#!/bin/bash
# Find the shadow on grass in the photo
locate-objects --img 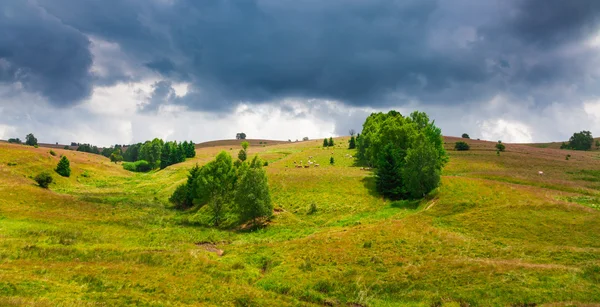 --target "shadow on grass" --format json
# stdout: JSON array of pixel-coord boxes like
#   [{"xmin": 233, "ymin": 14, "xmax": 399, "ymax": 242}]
[
  {"xmin": 360, "ymin": 175, "xmax": 381, "ymax": 198},
  {"xmin": 390, "ymin": 199, "xmax": 421, "ymax": 210}
]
